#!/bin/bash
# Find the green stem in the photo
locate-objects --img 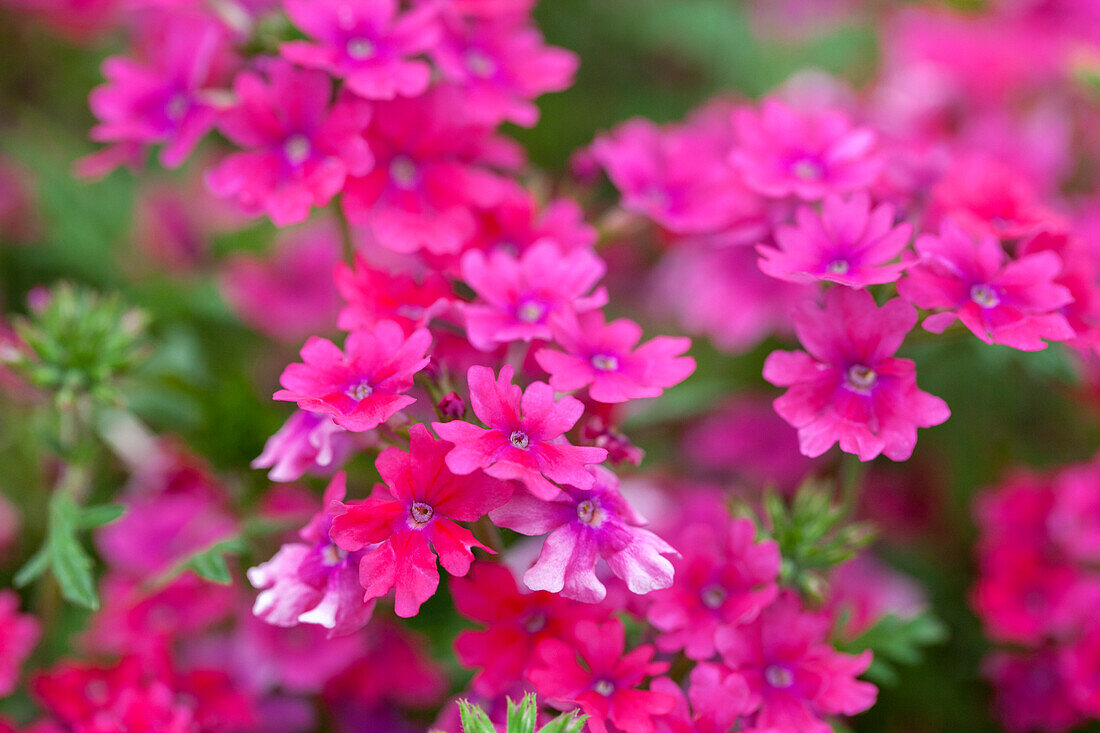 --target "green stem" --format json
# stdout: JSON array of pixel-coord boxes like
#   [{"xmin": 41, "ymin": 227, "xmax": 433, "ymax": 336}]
[
  {"xmin": 837, "ymin": 452, "xmax": 866, "ymax": 520},
  {"xmin": 335, "ymin": 202, "xmax": 356, "ymax": 265}
]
